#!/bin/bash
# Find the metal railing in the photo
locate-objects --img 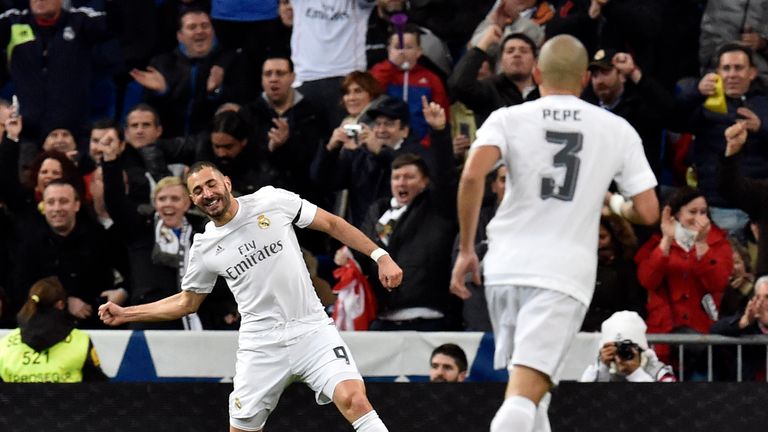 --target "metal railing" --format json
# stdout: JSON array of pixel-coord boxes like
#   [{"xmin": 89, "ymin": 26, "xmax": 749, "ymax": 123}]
[{"xmin": 647, "ymin": 334, "xmax": 768, "ymax": 382}]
